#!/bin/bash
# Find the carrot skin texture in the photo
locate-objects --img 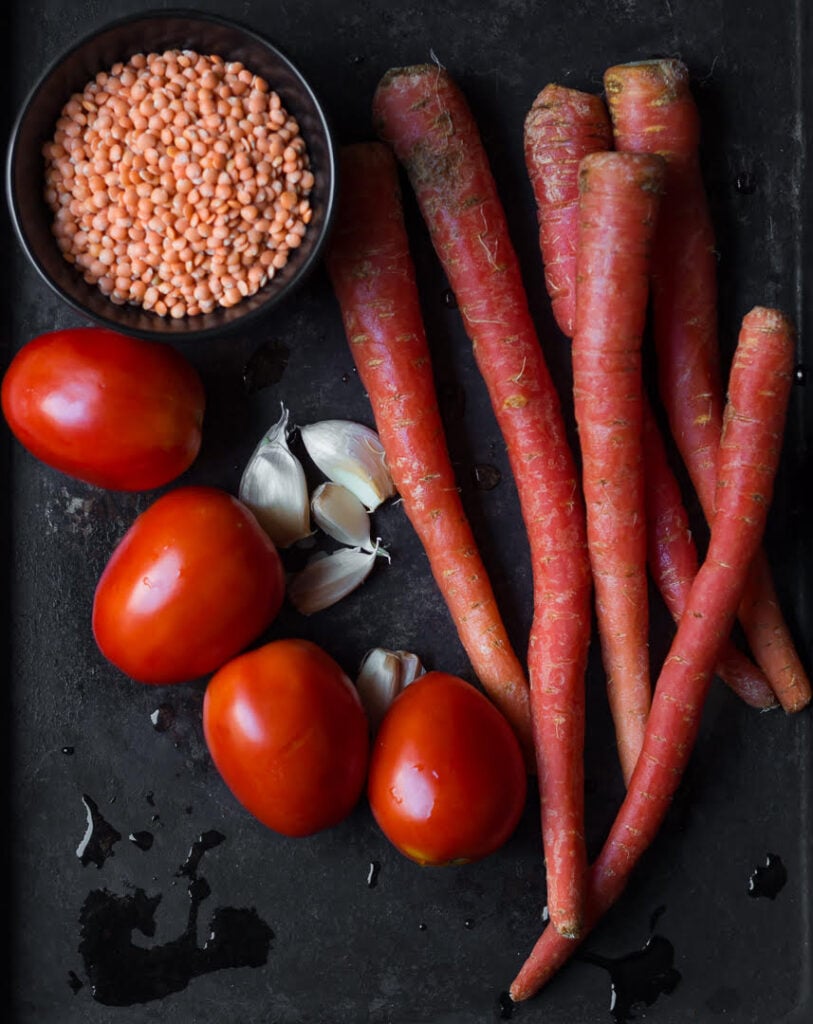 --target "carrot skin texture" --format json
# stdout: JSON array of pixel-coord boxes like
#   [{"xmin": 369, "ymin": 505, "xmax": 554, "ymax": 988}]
[
  {"xmin": 523, "ymin": 85, "xmax": 613, "ymax": 337},
  {"xmin": 522, "ymin": 82, "xmax": 771, "ymax": 713},
  {"xmin": 374, "ymin": 65, "xmax": 592, "ymax": 939},
  {"xmin": 573, "ymin": 151, "xmax": 665, "ymax": 784},
  {"xmin": 642, "ymin": 399, "xmax": 777, "ymax": 709},
  {"xmin": 605, "ymin": 58, "xmax": 811, "ymax": 712},
  {"xmin": 510, "ymin": 306, "xmax": 796, "ymax": 1001},
  {"xmin": 324, "ymin": 143, "xmax": 533, "ymax": 762}
]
